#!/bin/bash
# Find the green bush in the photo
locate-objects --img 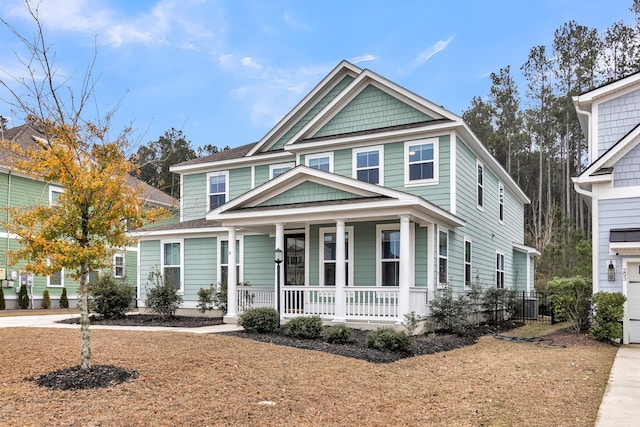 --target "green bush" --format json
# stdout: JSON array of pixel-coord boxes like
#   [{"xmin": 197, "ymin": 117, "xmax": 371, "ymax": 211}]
[
  {"xmin": 41, "ymin": 289, "xmax": 51, "ymax": 309},
  {"xmin": 590, "ymin": 292, "xmax": 626, "ymax": 342},
  {"xmin": 482, "ymin": 288, "xmax": 516, "ymax": 324},
  {"xmin": 366, "ymin": 327, "xmax": 412, "ymax": 353},
  {"xmin": 323, "ymin": 324, "xmax": 355, "ymax": 344},
  {"xmin": 197, "ymin": 287, "xmax": 214, "ymax": 313},
  {"xmin": 59, "ymin": 287, "xmax": 69, "ymax": 308},
  {"xmin": 144, "ymin": 270, "xmax": 183, "ymax": 318},
  {"xmin": 88, "ymin": 274, "xmax": 135, "ymax": 319},
  {"xmin": 548, "ymin": 276, "xmax": 592, "ymax": 332},
  {"xmin": 285, "ymin": 316, "xmax": 323, "ymax": 339},
  {"xmin": 238, "ymin": 307, "xmax": 279, "ymax": 333},
  {"xmin": 428, "ymin": 287, "xmax": 470, "ymax": 334},
  {"xmin": 0, "ymin": 287, "xmax": 5, "ymax": 310},
  {"xmin": 17, "ymin": 284, "xmax": 29, "ymax": 309}
]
